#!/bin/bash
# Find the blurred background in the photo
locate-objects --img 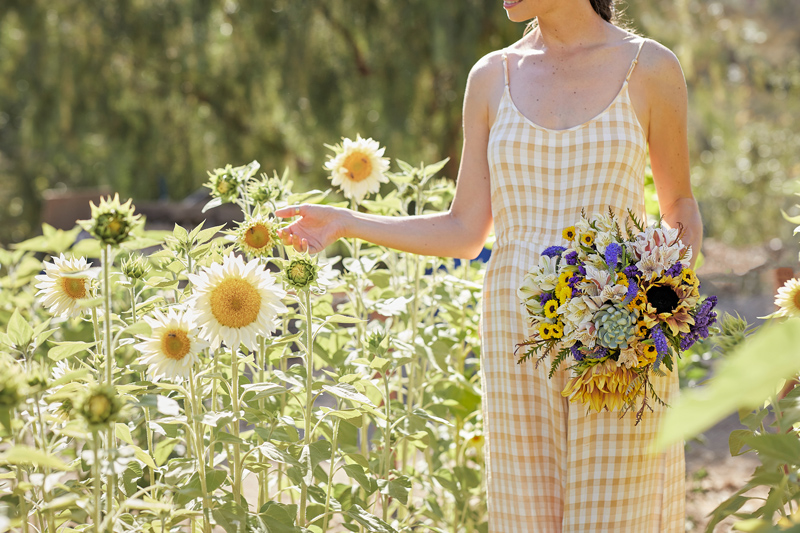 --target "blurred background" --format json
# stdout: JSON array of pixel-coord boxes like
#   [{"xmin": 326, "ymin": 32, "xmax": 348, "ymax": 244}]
[{"xmin": 1, "ymin": 0, "xmax": 799, "ymax": 261}]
